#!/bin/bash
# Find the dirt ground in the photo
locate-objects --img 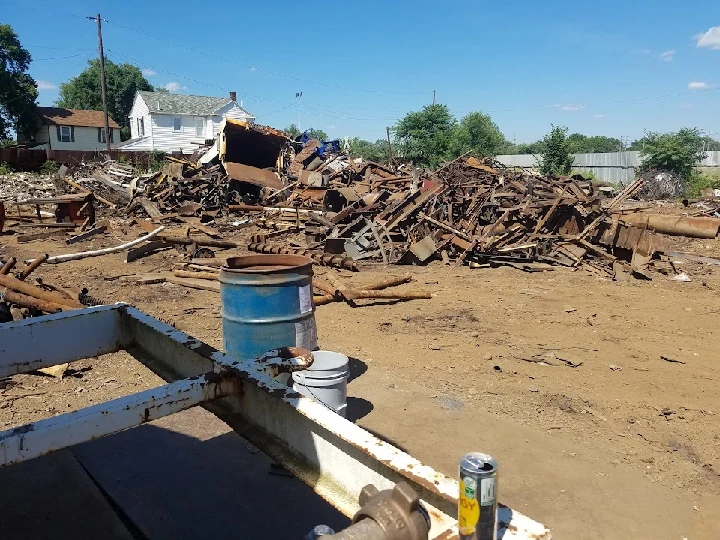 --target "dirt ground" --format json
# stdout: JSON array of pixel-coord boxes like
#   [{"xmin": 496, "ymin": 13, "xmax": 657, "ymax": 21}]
[{"xmin": 1, "ymin": 220, "xmax": 719, "ymax": 539}]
